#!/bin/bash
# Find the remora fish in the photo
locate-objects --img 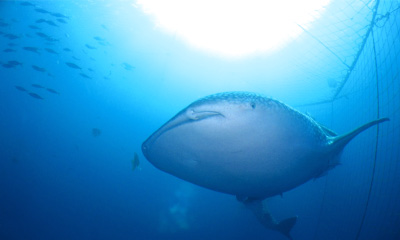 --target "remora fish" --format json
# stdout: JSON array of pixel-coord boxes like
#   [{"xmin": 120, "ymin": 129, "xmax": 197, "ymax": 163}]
[{"xmin": 142, "ymin": 91, "xmax": 389, "ymax": 239}]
